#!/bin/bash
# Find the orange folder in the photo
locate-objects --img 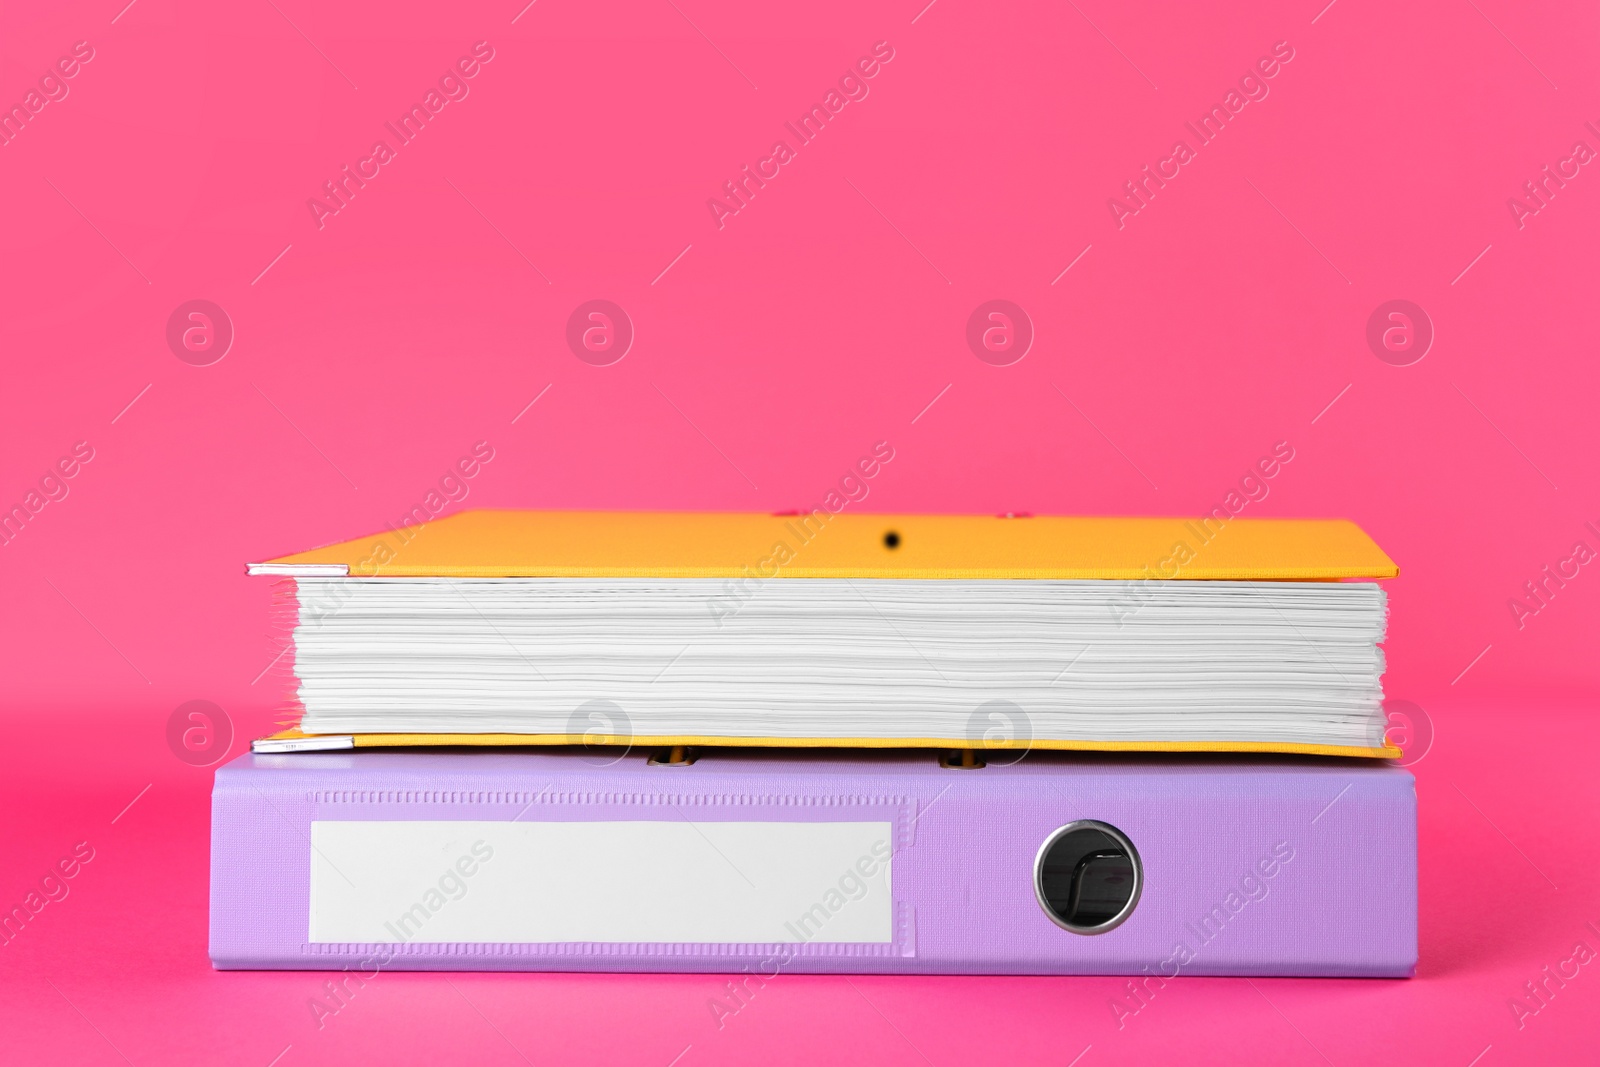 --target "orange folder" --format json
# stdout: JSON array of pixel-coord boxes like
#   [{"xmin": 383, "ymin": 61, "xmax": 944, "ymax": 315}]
[{"xmin": 250, "ymin": 510, "xmax": 1400, "ymax": 757}]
